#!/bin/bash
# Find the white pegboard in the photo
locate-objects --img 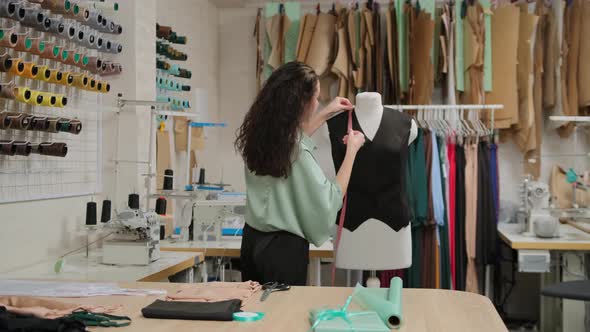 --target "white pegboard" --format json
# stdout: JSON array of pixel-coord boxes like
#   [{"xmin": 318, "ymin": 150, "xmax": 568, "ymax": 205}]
[{"xmin": 0, "ymin": 9, "xmax": 120, "ymax": 203}]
